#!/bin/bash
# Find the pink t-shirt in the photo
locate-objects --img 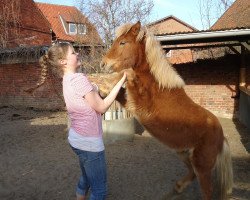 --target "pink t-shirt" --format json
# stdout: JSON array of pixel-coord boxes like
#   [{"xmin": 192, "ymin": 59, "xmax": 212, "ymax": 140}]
[{"xmin": 63, "ymin": 73, "xmax": 103, "ymax": 137}]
